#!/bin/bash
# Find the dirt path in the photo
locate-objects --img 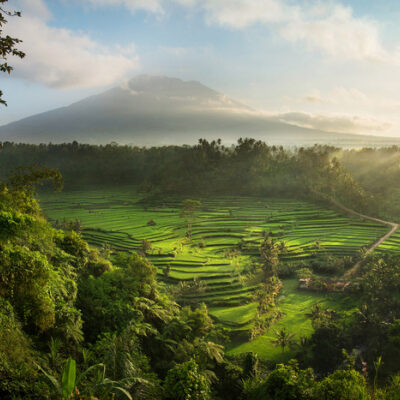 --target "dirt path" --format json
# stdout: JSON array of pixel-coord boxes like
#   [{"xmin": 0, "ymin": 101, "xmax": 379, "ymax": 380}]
[{"xmin": 330, "ymin": 199, "xmax": 399, "ymax": 278}]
